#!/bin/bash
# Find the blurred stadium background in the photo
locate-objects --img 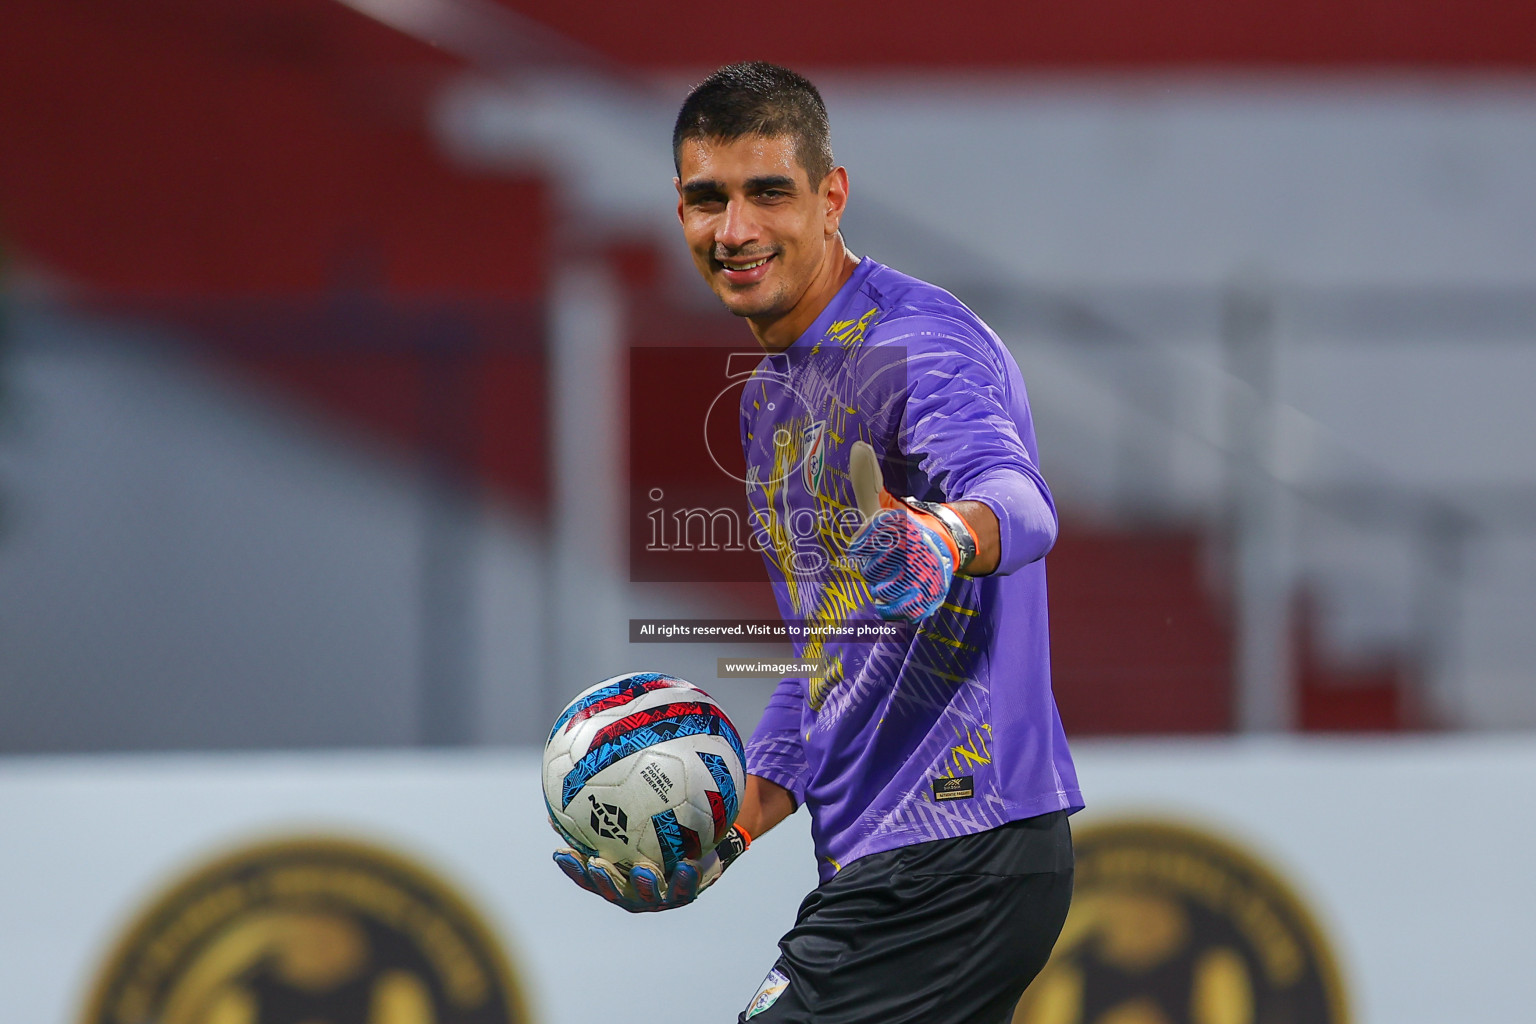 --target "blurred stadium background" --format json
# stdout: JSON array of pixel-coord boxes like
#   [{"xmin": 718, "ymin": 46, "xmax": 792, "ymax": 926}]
[{"xmin": 2, "ymin": 2, "xmax": 1534, "ymax": 1023}]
